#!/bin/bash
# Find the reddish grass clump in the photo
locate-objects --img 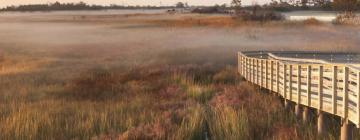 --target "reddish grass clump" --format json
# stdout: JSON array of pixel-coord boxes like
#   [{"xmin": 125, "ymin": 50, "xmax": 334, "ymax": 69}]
[
  {"xmin": 67, "ymin": 67, "xmax": 172, "ymax": 101},
  {"xmin": 210, "ymin": 83, "xmax": 294, "ymax": 139},
  {"xmin": 271, "ymin": 124, "xmax": 298, "ymax": 140},
  {"xmin": 118, "ymin": 121, "xmax": 168, "ymax": 140},
  {"xmin": 303, "ymin": 18, "xmax": 322, "ymax": 25},
  {"xmin": 149, "ymin": 16, "xmax": 239, "ymax": 28},
  {"xmin": 68, "ymin": 69, "xmax": 121, "ymax": 100},
  {"xmin": 212, "ymin": 67, "xmax": 239, "ymax": 84}
]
